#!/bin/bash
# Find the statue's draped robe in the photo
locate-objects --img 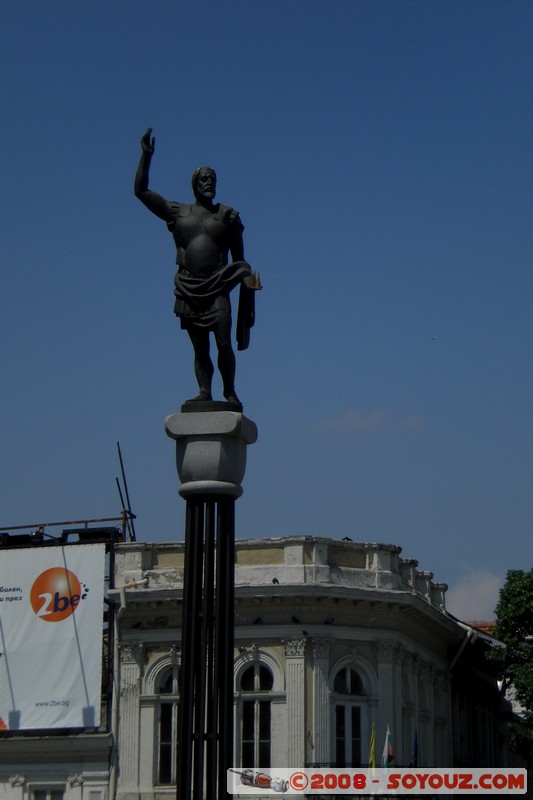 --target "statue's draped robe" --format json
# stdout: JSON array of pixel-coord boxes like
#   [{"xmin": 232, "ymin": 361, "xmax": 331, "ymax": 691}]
[{"xmin": 167, "ymin": 202, "xmax": 255, "ymax": 350}]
